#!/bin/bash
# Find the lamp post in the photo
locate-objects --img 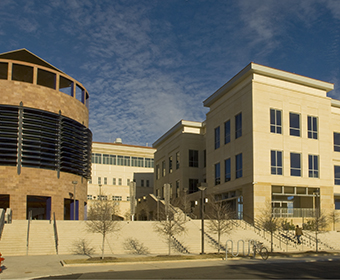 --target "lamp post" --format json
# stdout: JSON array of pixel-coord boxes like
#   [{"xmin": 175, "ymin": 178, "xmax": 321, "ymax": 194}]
[
  {"xmin": 198, "ymin": 183, "xmax": 207, "ymax": 254},
  {"xmin": 98, "ymin": 184, "xmax": 102, "ymax": 201},
  {"xmin": 72, "ymin": 180, "xmax": 77, "ymax": 220},
  {"xmin": 156, "ymin": 196, "xmax": 160, "ymax": 221},
  {"xmin": 164, "ymin": 183, "xmax": 170, "ymax": 221},
  {"xmin": 129, "ymin": 181, "xmax": 136, "ymax": 221}
]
